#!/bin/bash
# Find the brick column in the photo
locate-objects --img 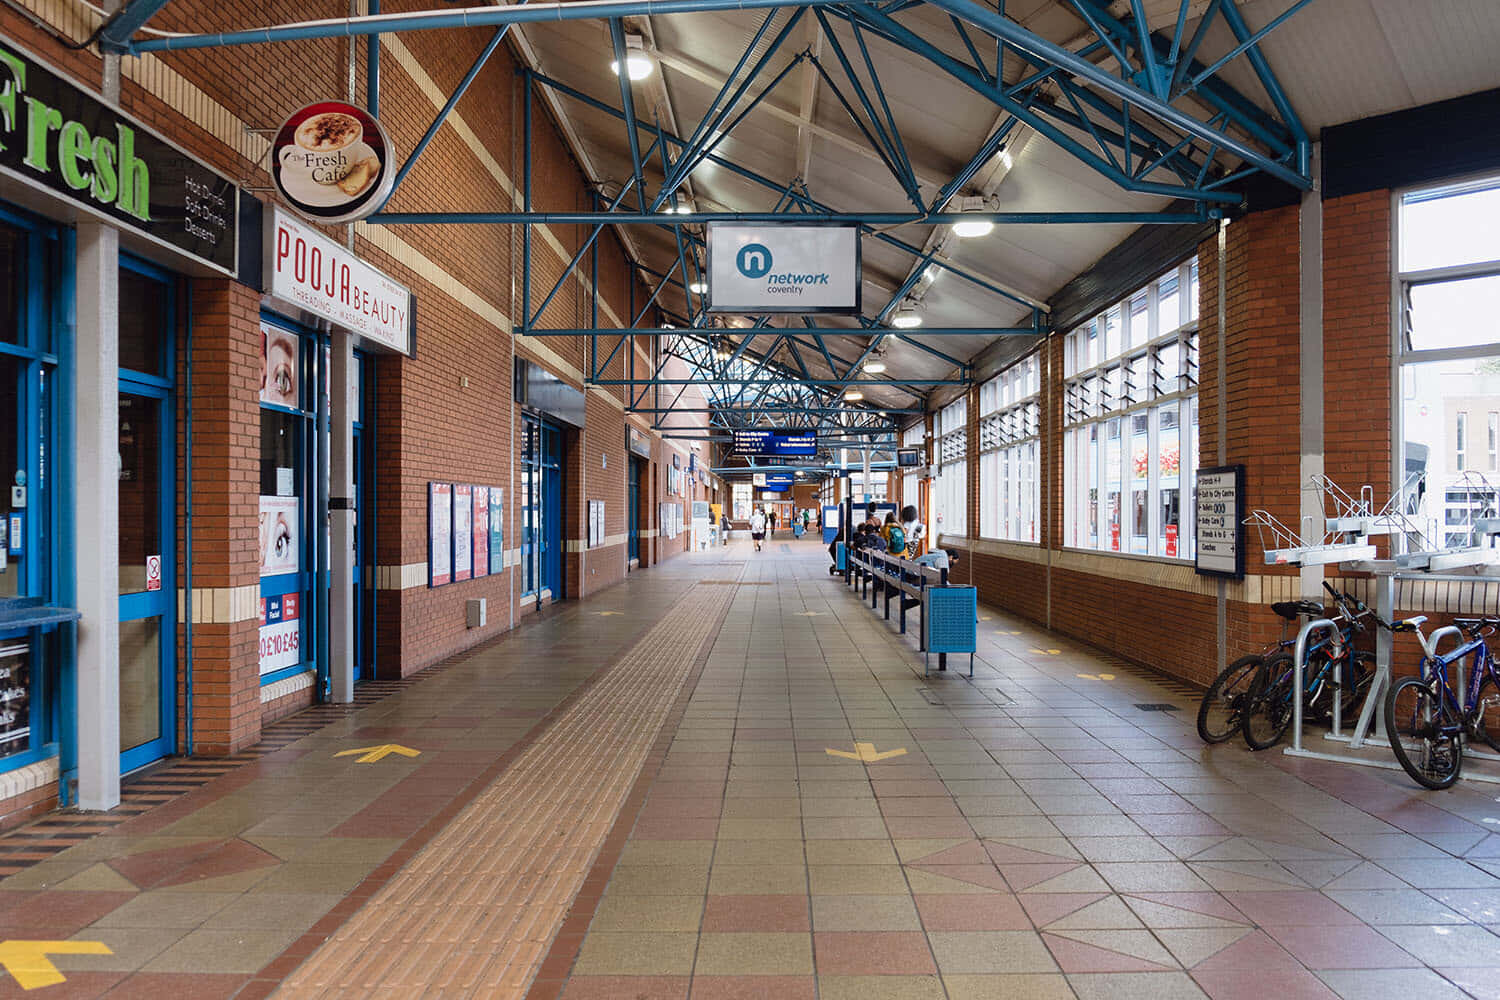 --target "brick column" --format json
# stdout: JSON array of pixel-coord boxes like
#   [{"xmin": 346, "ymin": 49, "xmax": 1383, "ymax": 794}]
[
  {"xmin": 1324, "ymin": 191, "xmax": 1393, "ymax": 497},
  {"xmin": 180, "ymin": 278, "xmax": 262, "ymax": 755}
]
